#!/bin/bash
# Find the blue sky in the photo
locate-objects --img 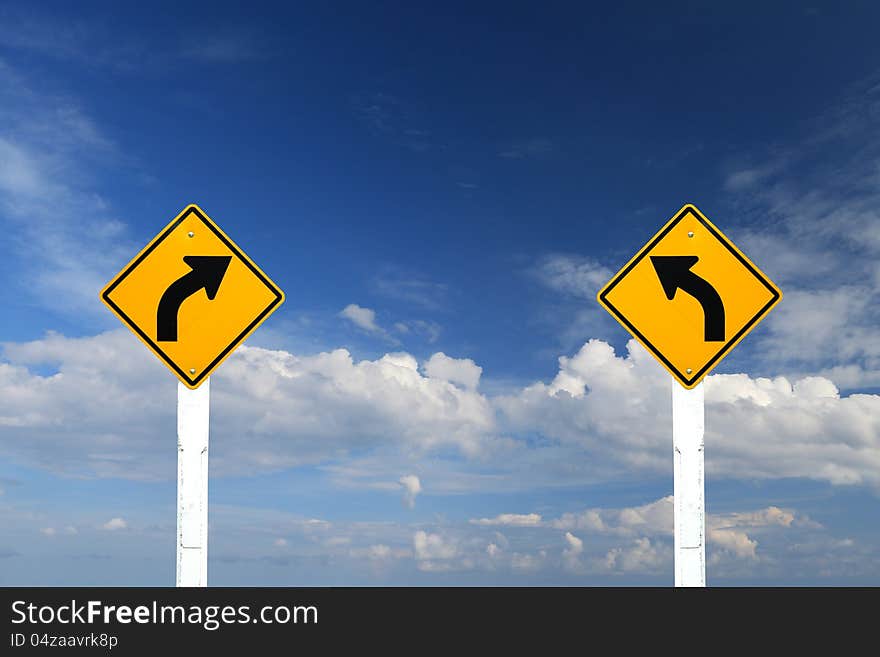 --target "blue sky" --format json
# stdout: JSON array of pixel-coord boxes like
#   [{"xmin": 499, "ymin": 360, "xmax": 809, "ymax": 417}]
[{"xmin": 1, "ymin": 2, "xmax": 880, "ymax": 585}]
